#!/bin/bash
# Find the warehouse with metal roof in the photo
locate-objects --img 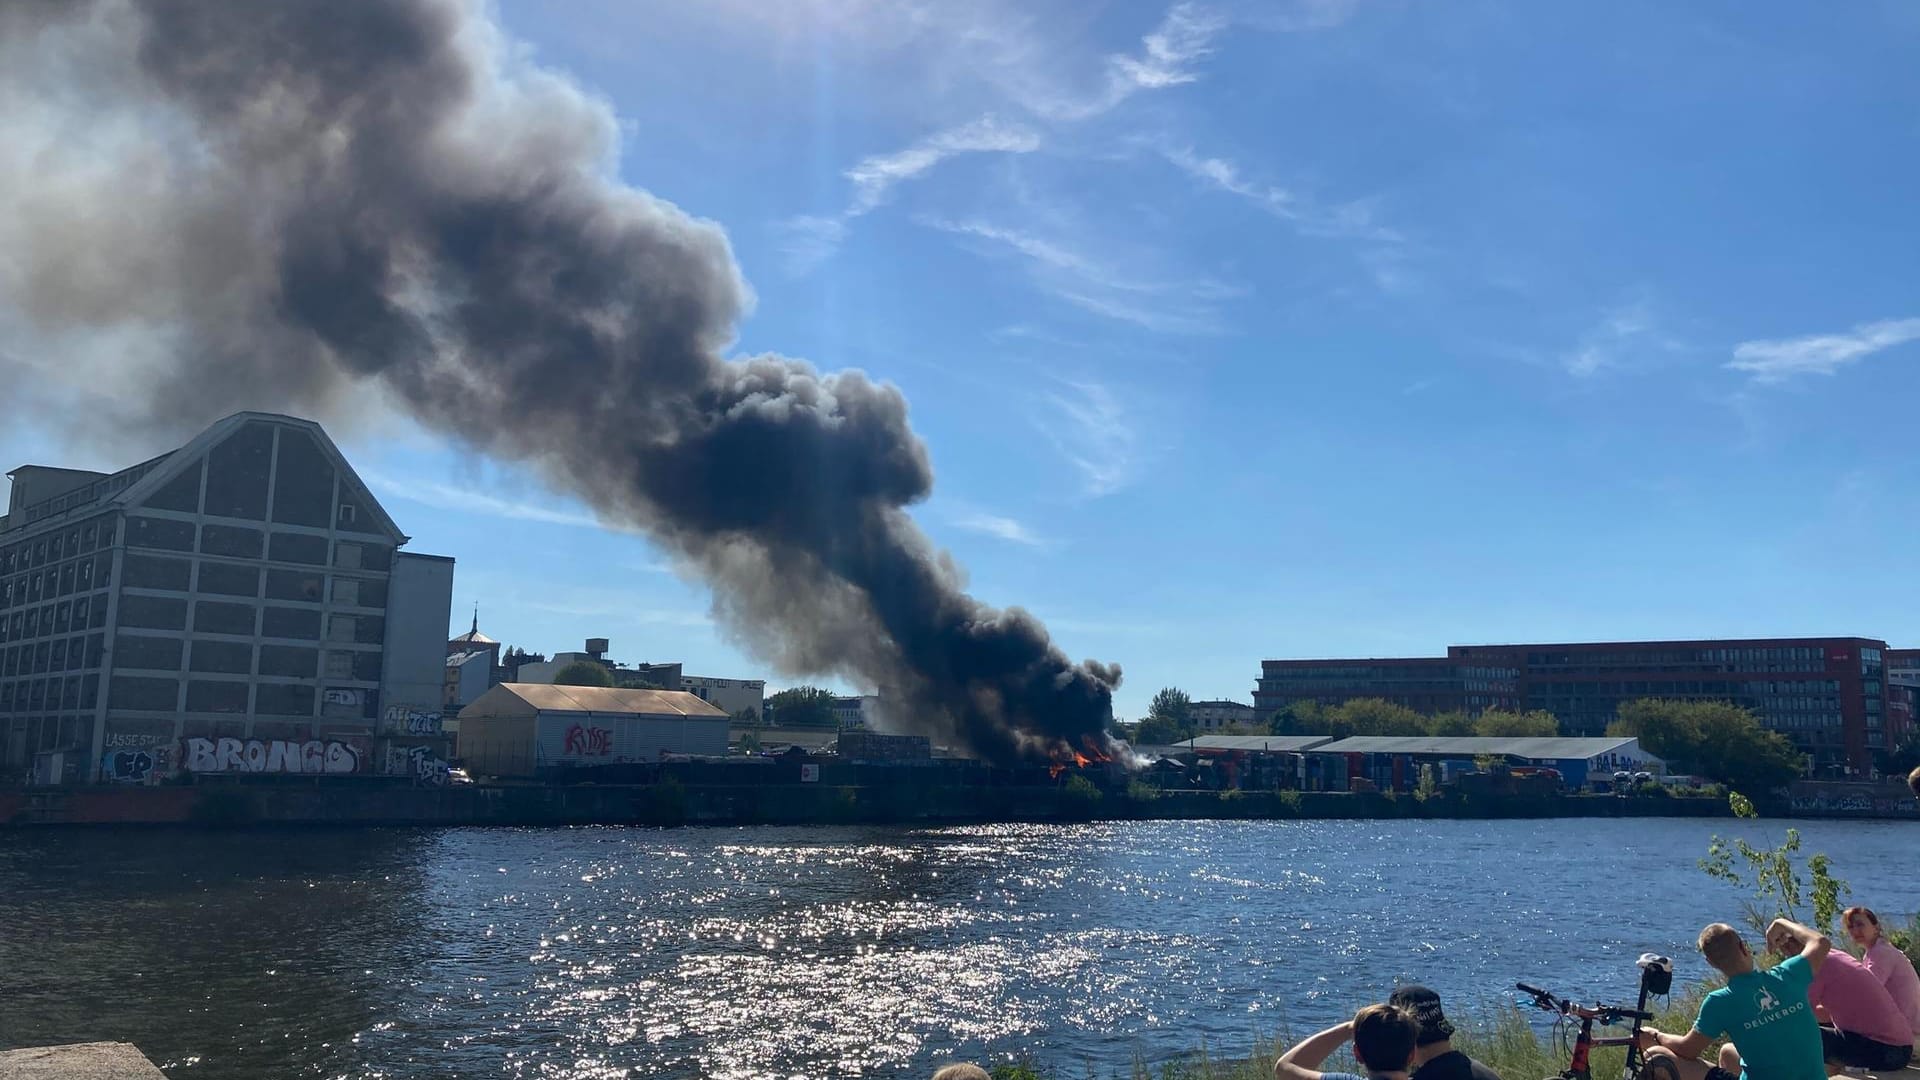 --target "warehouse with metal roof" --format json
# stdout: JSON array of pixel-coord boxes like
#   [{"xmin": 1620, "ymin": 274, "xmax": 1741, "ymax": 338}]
[
  {"xmin": 456, "ymin": 683, "xmax": 728, "ymax": 777},
  {"xmin": 1315, "ymin": 734, "xmax": 1664, "ymax": 790}
]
